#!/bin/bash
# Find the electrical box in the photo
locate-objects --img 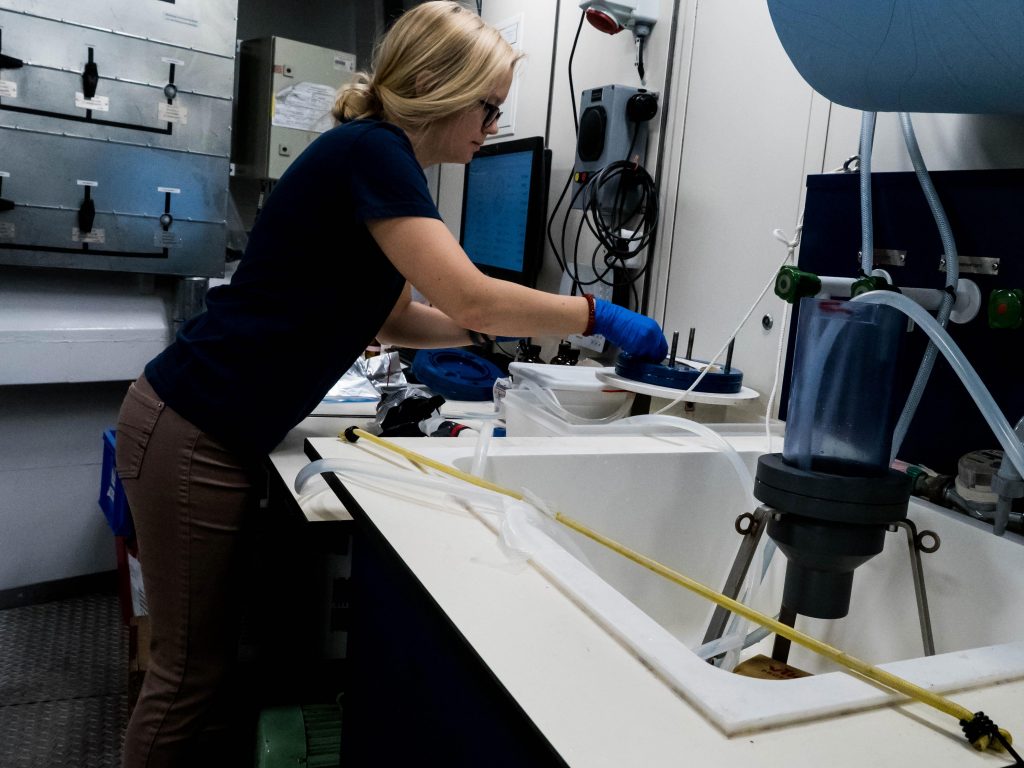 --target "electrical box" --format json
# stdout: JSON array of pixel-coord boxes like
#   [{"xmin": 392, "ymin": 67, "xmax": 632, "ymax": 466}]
[
  {"xmin": 0, "ymin": 0, "xmax": 238, "ymax": 277},
  {"xmin": 233, "ymin": 37, "xmax": 357, "ymax": 182},
  {"xmin": 571, "ymin": 84, "xmax": 655, "ymax": 212}
]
